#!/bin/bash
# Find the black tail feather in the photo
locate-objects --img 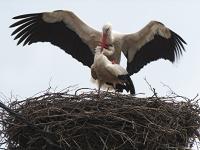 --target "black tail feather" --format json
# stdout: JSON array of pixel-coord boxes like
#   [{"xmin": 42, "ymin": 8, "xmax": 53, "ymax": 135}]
[
  {"xmin": 115, "ymin": 84, "xmax": 128, "ymax": 93},
  {"xmin": 105, "ymin": 82, "xmax": 127, "ymax": 93},
  {"xmin": 126, "ymin": 76, "xmax": 135, "ymax": 95},
  {"xmin": 118, "ymin": 74, "xmax": 135, "ymax": 95}
]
